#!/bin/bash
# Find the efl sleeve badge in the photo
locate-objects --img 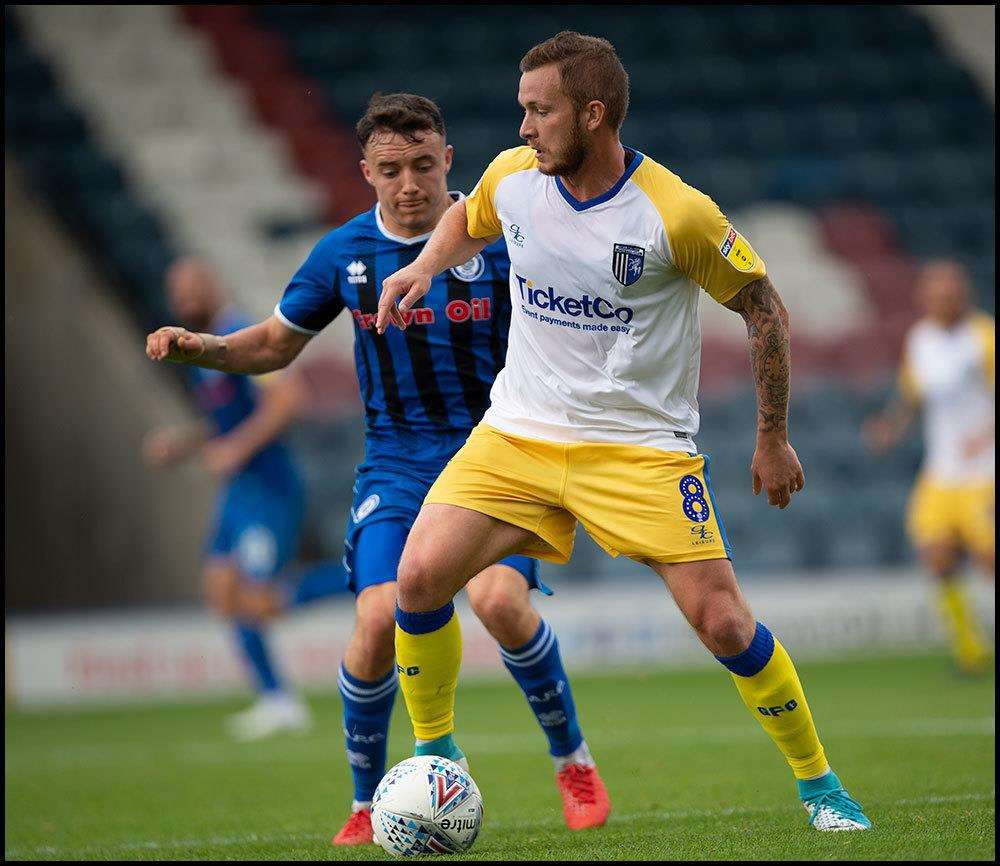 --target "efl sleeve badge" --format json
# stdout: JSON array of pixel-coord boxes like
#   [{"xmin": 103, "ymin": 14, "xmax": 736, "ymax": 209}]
[{"xmin": 719, "ymin": 225, "xmax": 757, "ymax": 273}]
